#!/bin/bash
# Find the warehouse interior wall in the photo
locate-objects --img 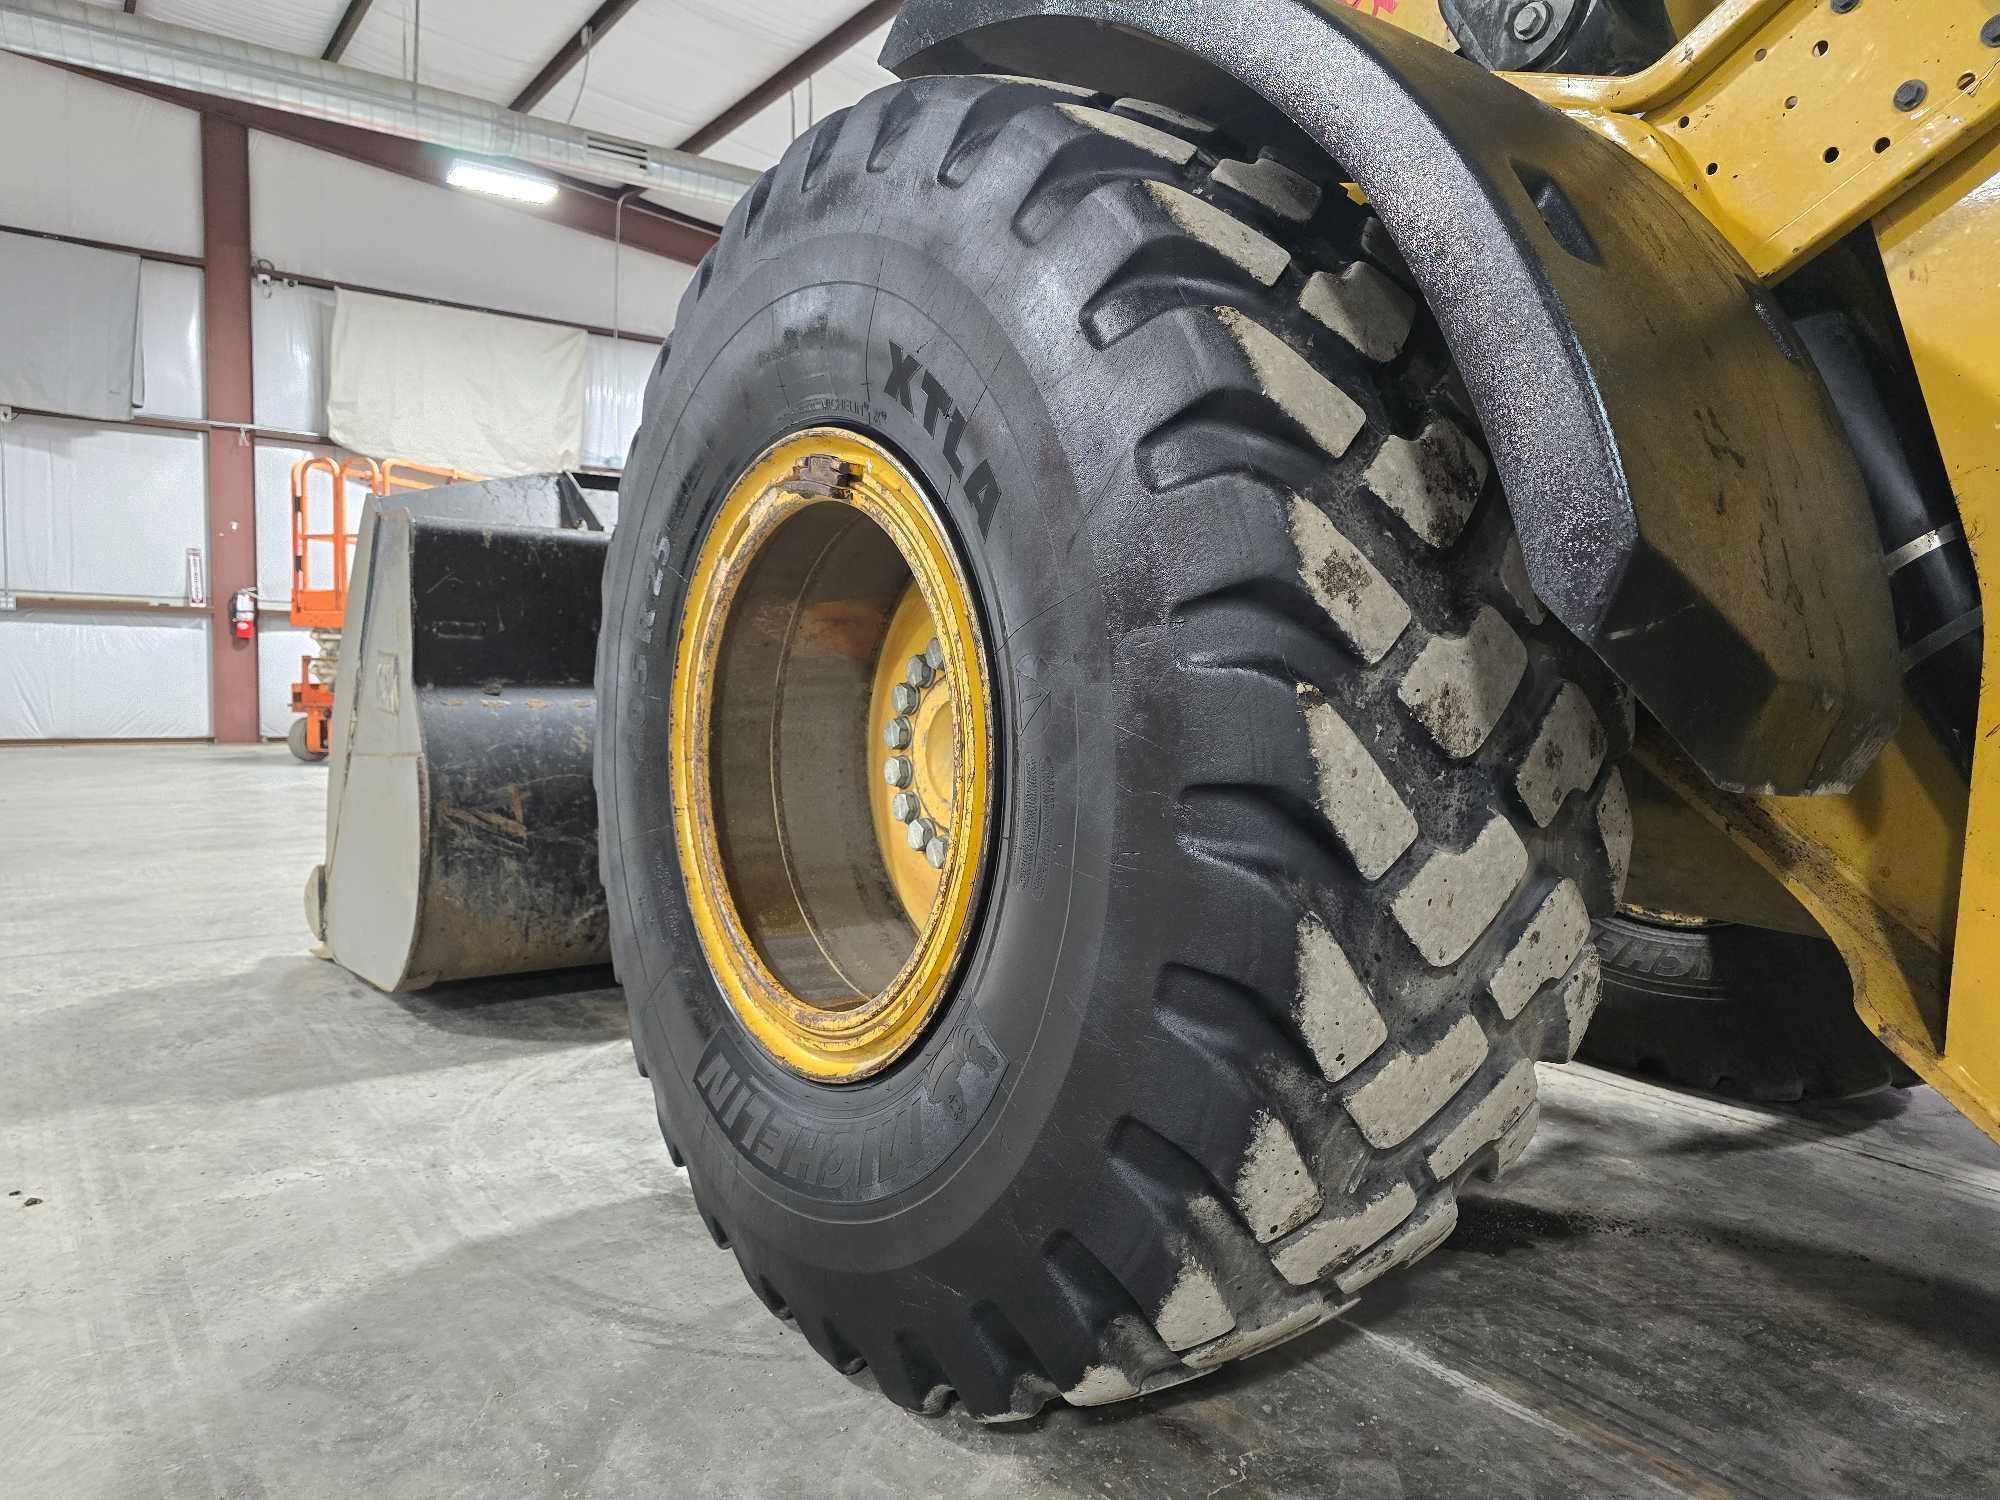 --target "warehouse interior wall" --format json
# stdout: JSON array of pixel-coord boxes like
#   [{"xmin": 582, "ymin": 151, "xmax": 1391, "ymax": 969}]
[
  {"xmin": 0, "ymin": 609, "xmax": 211, "ymax": 739},
  {"xmin": 2, "ymin": 418, "xmax": 209, "ymax": 602},
  {"xmin": 0, "ymin": 52, "xmax": 204, "ymax": 257},
  {"xmin": 248, "ymin": 133, "xmax": 687, "ymax": 340},
  {"xmin": 0, "ymin": 417, "xmax": 214, "ymax": 739},
  {"xmin": 0, "ymin": 49, "xmax": 687, "ymax": 743}
]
